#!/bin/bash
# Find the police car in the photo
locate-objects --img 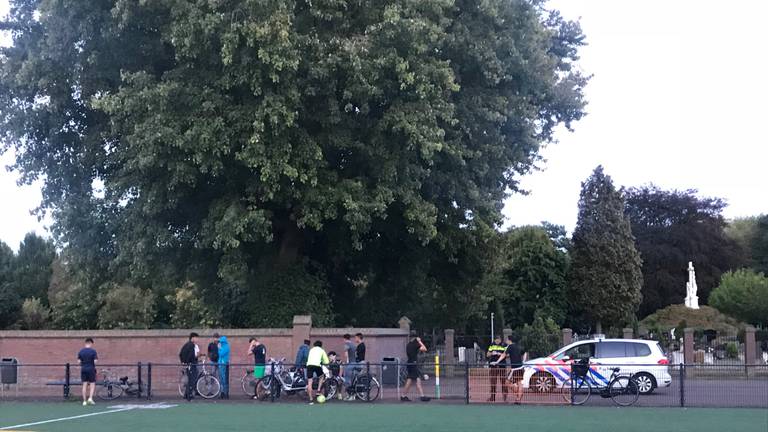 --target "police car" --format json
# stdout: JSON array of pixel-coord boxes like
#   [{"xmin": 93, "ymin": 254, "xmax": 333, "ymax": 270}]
[{"xmin": 521, "ymin": 339, "xmax": 672, "ymax": 395}]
